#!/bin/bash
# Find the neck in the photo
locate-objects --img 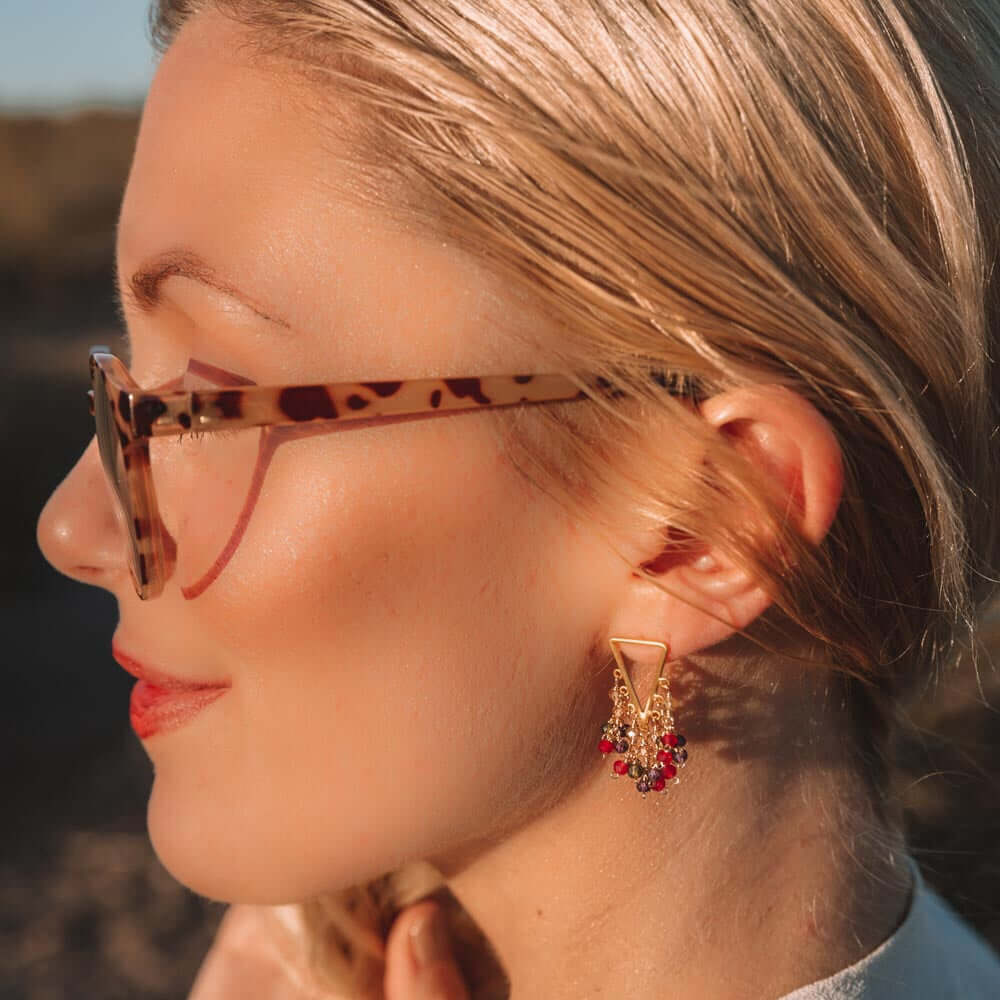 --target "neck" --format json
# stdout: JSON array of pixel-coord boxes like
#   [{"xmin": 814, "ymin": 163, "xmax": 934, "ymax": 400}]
[{"xmin": 433, "ymin": 660, "xmax": 913, "ymax": 1000}]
